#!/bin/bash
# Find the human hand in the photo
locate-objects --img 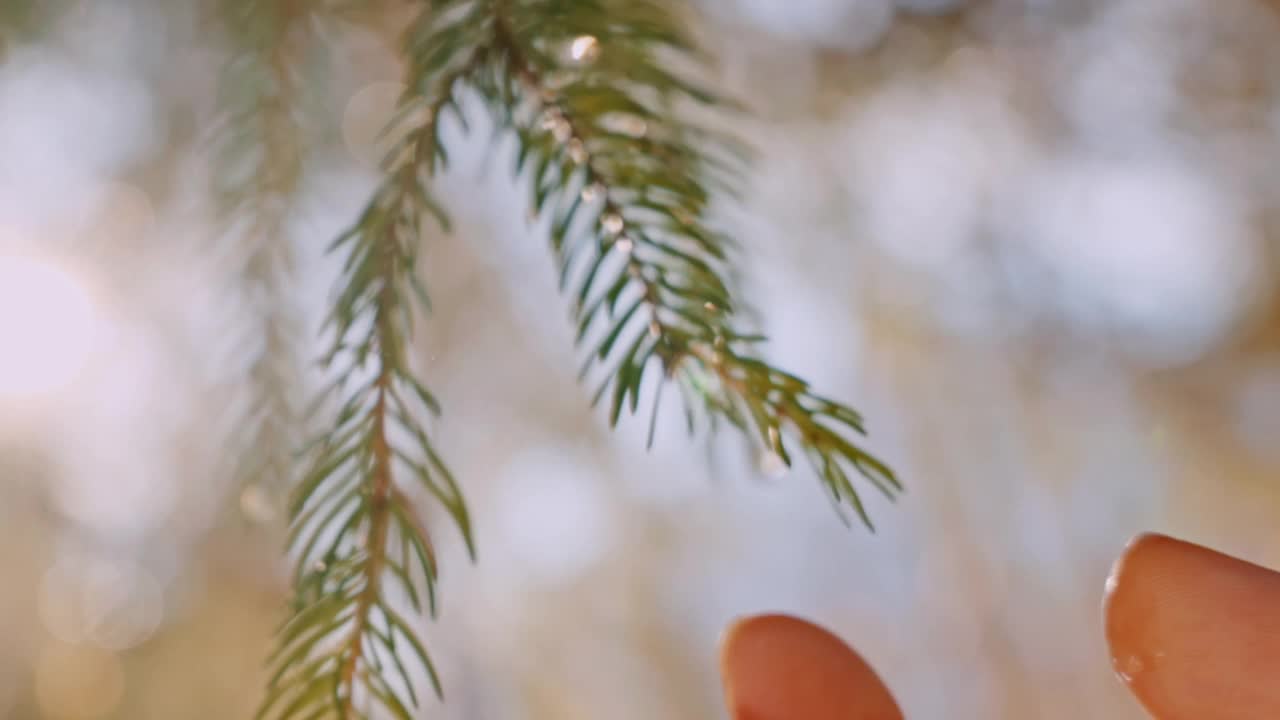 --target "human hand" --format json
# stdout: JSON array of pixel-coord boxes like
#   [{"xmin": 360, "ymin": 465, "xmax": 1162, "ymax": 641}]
[{"xmin": 717, "ymin": 533, "xmax": 1280, "ymax": 719}]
